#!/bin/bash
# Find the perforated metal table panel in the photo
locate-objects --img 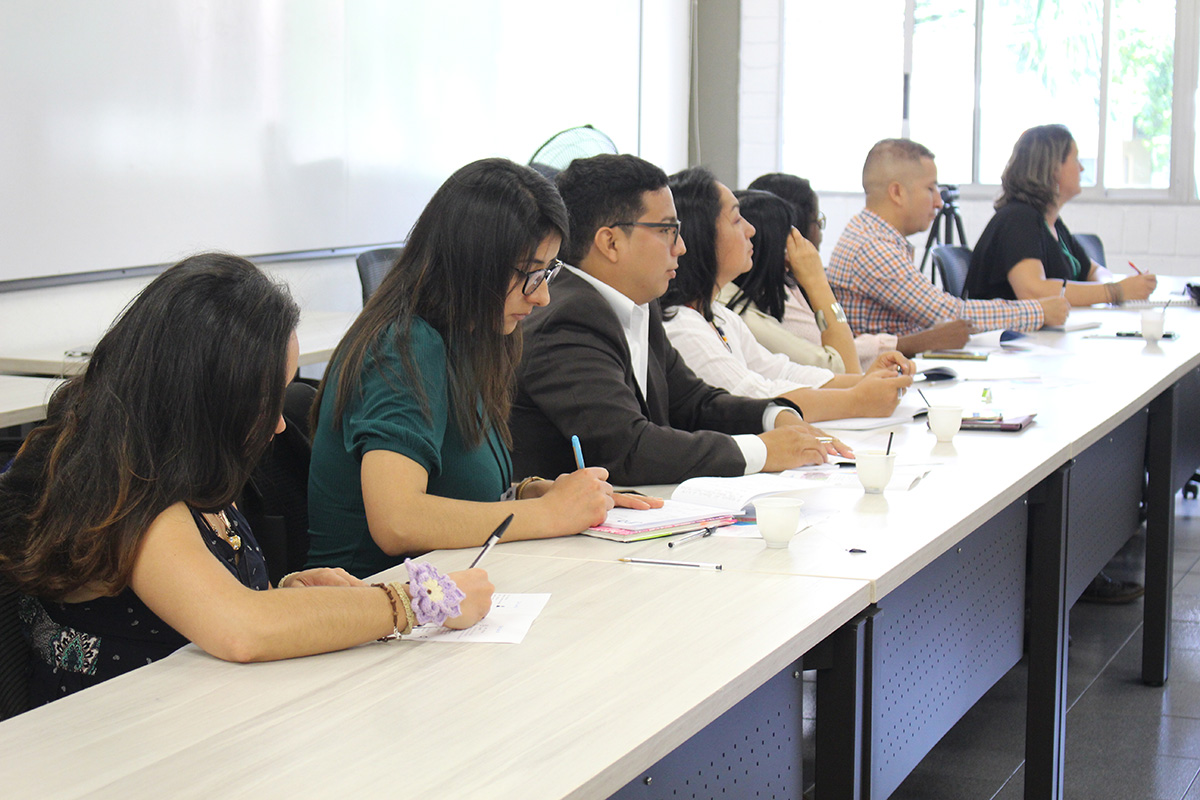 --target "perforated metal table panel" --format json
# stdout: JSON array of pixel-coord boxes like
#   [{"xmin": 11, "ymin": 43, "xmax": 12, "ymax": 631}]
[
  {"xmin": 611, "ymin": 660, "xmax": 805, "ymax": 799},
  {"xmin": 867, "ymin": 498, "xmax": 1027, "ymax": 800},
  {"xmin": 1064, "ymin": 410, "xmax": 1149, "ymax": 604}
]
